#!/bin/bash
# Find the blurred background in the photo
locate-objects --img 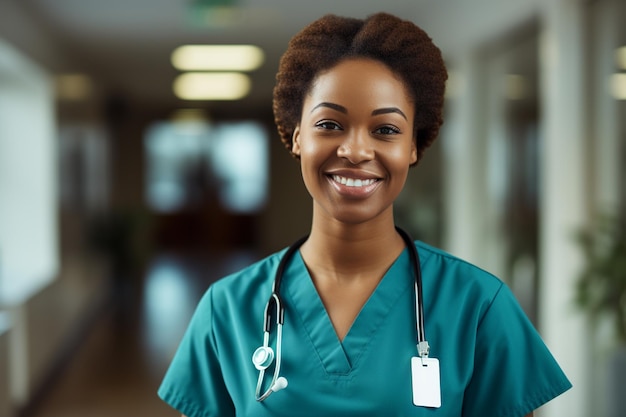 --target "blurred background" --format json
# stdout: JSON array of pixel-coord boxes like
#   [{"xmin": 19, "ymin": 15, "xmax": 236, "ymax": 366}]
[{"xmin": 0, "ymin": 0, "xmax": 624, "ymax": 416}]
